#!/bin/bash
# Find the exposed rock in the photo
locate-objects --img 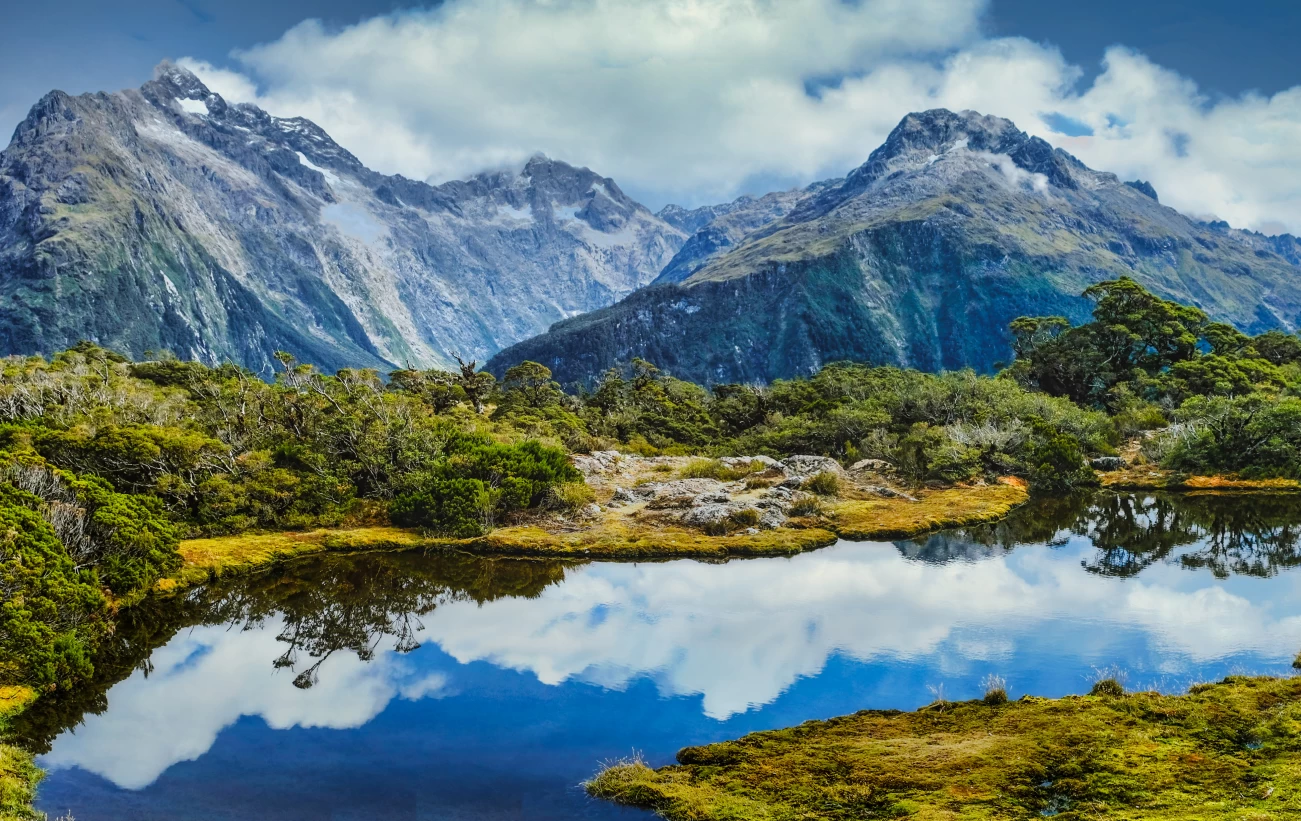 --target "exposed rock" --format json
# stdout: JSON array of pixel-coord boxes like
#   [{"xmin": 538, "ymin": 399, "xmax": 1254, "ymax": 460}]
[
  {"xmin": 778, "ymin": 456, "xmax": 845, "ymax": 479},
  {"xmin": 679, "ymin": 503, "xmax": 740, "ymax": 528},
  {"xmin": 639, "ymin": 478, "xmax": 728, "ymax": 508},
  {"xmin": 571, "ymin": 450, "xmax": 628, "ymax": 476},
  {"xmin": 580, "ymin": 503, "xmax": 603, "ymax": 518},
  {"xmin": 756, "ymin": 486, "xmax": 798, "ymax": 508},
  {"xmin": 1090, "ymin": 456, "xmax": 1128, "ymax": 471},
  {"xmin": 862, "ymin": 485, "xmax": 919, "ymax": 501},
  {"xmin": 849, "ymin": 459, "xmax": 894, "ymax": 473},
  {"xmin": 611, "ymin": 486, "xmax": 638, "ymax": 504},
  {"xmin": 719, "ymin": 455, "xmax": 780, "ymax": 470}
]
